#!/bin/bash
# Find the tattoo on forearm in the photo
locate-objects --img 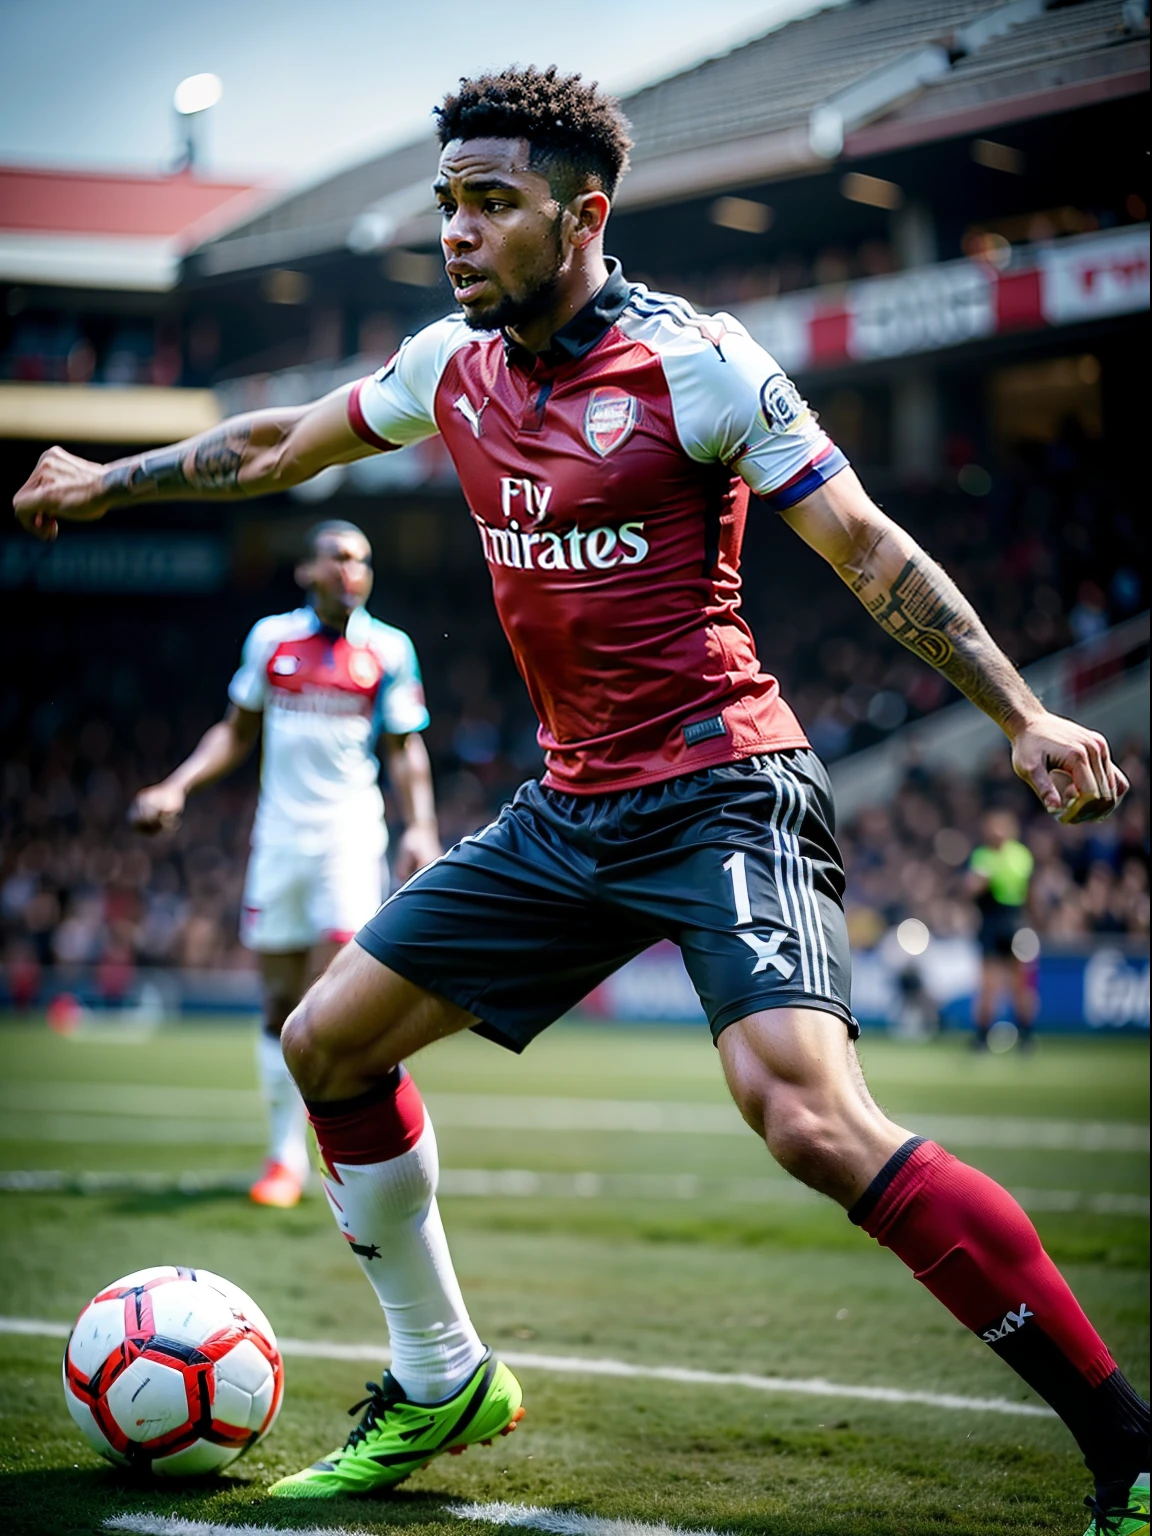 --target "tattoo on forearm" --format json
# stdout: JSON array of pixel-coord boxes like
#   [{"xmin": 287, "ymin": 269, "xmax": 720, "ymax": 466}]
[
  {"xmin": 872, "ymin": 558, "xmax": 963, "ymax": 668},
  {"xmin": 102, "ymin": 423, "xmax": 253, "ymax": 502},
  {"xmin": 844, "ymin": 535, "xmax": 1037, "ymax": 730}
]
